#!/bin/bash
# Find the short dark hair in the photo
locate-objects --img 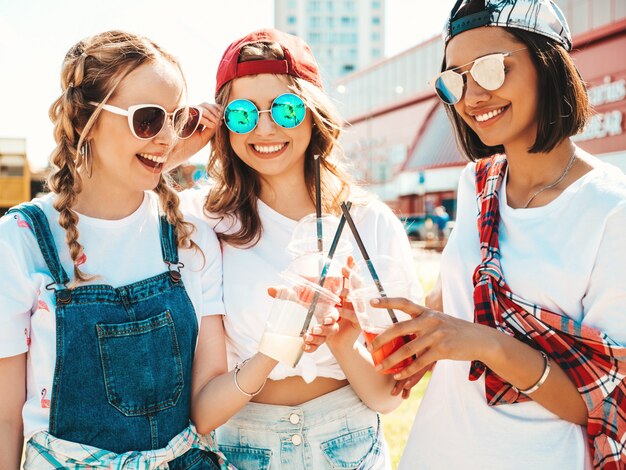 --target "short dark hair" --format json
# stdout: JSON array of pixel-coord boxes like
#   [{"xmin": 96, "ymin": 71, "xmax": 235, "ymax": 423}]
[{"xmin": 443, "ymin": 28, "xmax": 591, "ymax": 160}]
